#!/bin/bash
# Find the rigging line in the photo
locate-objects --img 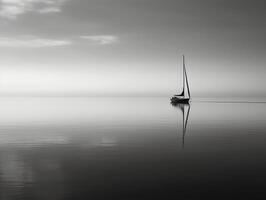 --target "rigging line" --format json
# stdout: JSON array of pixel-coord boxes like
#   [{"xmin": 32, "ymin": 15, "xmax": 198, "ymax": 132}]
[{"xmin": 184, "ymin": 64, "xmax": 191, "ymax": 98}]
